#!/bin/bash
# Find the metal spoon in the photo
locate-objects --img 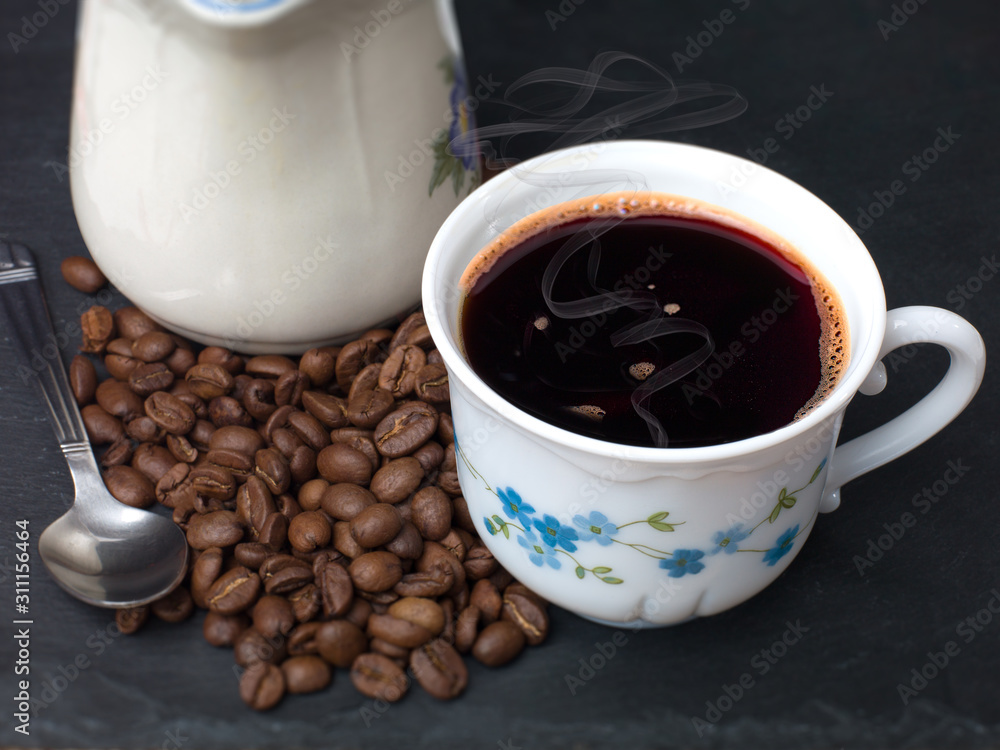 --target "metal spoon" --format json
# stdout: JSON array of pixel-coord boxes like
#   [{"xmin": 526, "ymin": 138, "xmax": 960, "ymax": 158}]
[{"xmin": 0, "ymin": 242, "xmax": 188, "ymax": 608}]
